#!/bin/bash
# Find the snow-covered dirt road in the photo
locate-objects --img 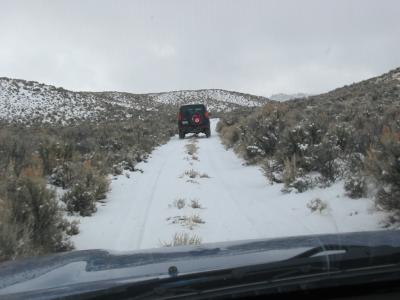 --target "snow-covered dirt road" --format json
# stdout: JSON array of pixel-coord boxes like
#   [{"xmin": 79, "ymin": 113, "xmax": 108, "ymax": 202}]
[{"xmin": 71, "ymin": 119, "xmax": 386, "ymax": 251}]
